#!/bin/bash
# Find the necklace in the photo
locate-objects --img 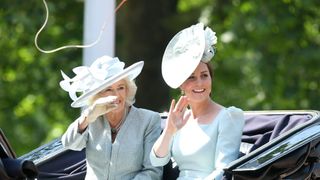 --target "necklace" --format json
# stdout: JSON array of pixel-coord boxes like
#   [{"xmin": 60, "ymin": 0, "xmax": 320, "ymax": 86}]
[{"xmin": 110, "ymin": 107, "xmax": 128, "ymax": 134}]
